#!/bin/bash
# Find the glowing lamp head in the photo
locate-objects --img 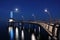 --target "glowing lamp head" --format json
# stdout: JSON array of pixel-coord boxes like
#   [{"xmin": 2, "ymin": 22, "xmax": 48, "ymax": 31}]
[
  {"xmin": 15, "ymin": 8, "xmax": 19, "ymax": 12},
  {"xmin": 21, "ymin": 15, "xmax": 23, "ymax": 18},
  {"xmin": 44, "ymin": 9, "xmax": 48, "ymax": 12},
  {"xmin": 32, "ymin": 14, "xmax": 34, "ymax": 16}
]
